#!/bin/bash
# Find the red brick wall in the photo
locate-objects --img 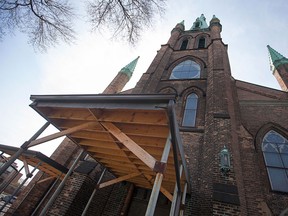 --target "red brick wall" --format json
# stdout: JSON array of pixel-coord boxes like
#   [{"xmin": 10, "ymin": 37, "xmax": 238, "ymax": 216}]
[
  {"xmin": 8, "ymin": 139, "xmax": 81, "ymax": 216},
  {"xmin": 273, "ymin": 64, "xmax": 288, "ymax": 91},
  {"xmin": 47, "ymin": 170, "xmax": 131, "ymax": 216}
]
